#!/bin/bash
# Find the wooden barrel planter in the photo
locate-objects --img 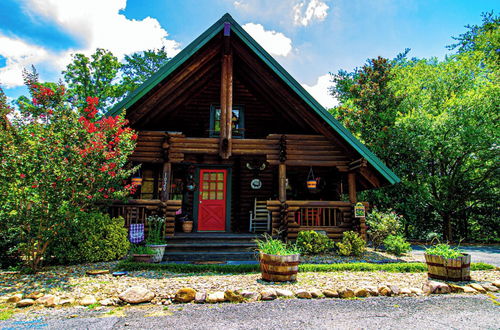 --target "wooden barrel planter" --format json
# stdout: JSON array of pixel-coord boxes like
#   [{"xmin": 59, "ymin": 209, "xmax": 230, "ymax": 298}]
[
  {"xmin": 424, "ymin": 253, "xmax": 471, "ymax": 281},
  {"xmin": 259, "ymin": 253, "xmax": 300, "ymax": 282}
]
